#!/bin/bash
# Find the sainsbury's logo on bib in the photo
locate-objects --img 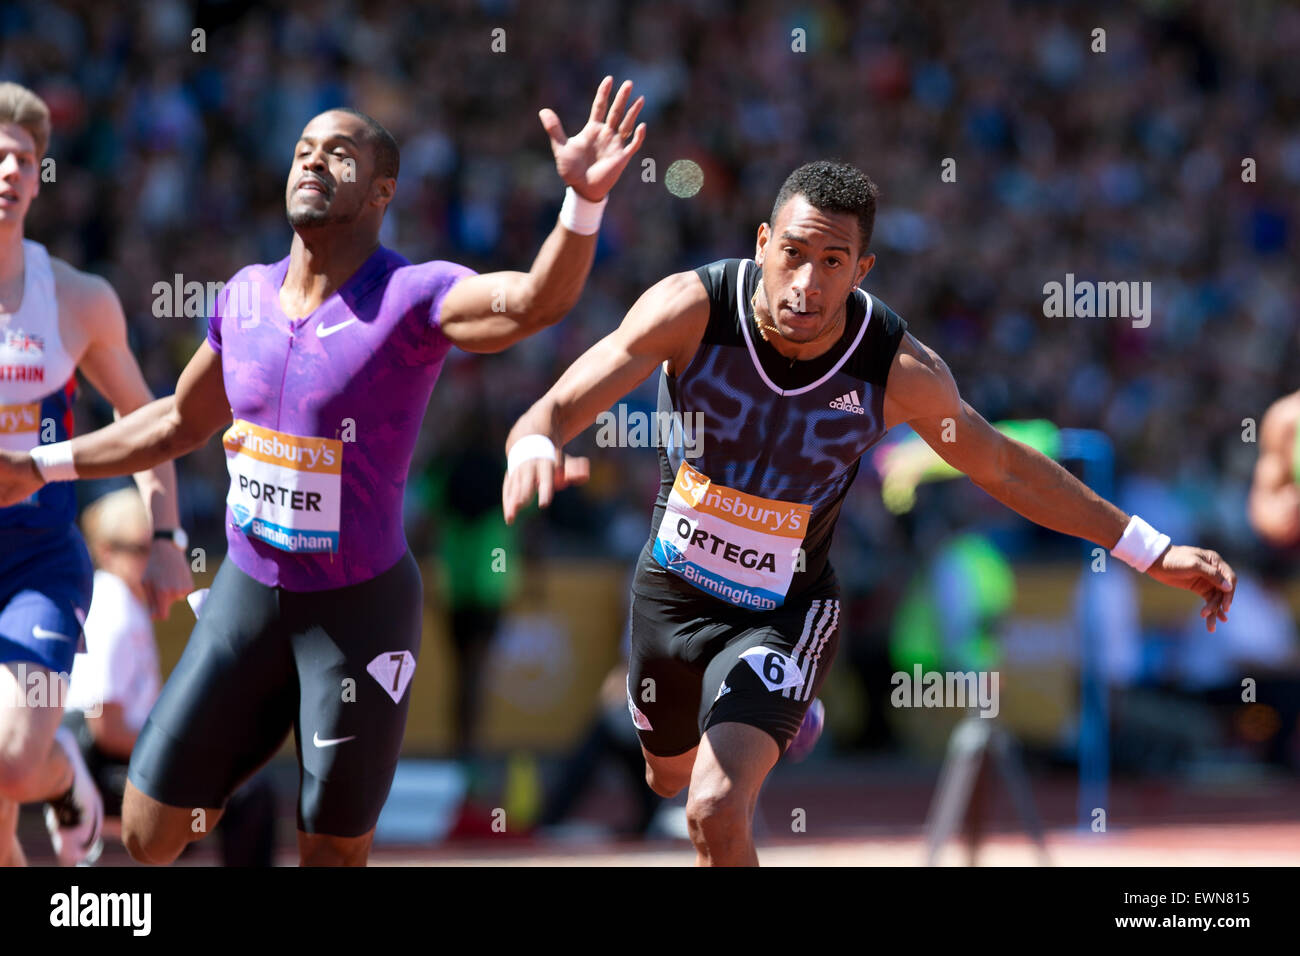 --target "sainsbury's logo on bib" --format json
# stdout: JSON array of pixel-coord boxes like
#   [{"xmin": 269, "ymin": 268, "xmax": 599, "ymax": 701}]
[
  {"xmin": 223, "ymin": 421, "xmax": 341, "ymax": 473},
  {"xmin": 0, "ymin": 402, "xmax": 39, "ymax": 438},
  {"xmin": 223, "ymin": 419, "xmax": 343, "ymax": 553},
  {"xmin": 675, "ymin": 462, "xmax": 806, "ymax": 534},
  {"xmin": 0, "ymin": 402, "xmax": 41, "ymax": 462}
]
